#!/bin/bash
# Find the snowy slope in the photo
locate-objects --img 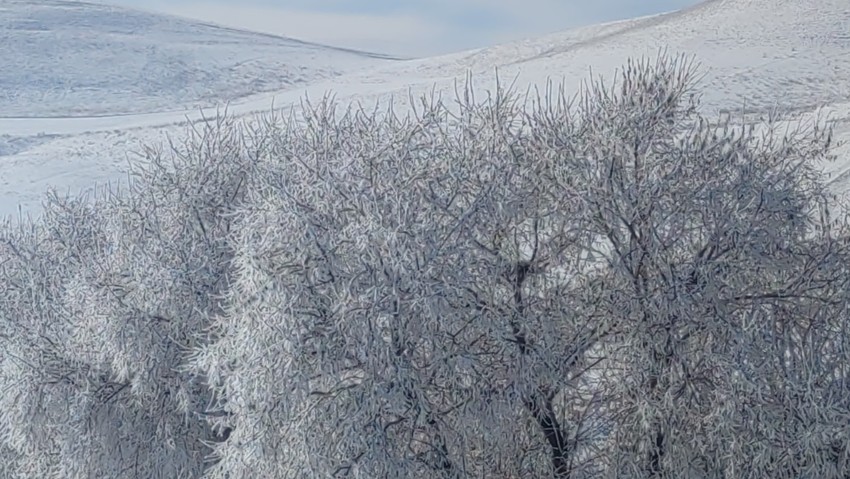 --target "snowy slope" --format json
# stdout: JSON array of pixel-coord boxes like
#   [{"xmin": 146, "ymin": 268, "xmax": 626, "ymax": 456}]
[
  {"xmin": 349, "ymin": 0, "xmax": 850, "ymax": 116},
  {"xmin": 2, "ymin": 0, "xmax": 850, "ymax": 217},
  {"xmin": 0, "ymin": 0, "xmax": 397, "ymax": 118}
]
